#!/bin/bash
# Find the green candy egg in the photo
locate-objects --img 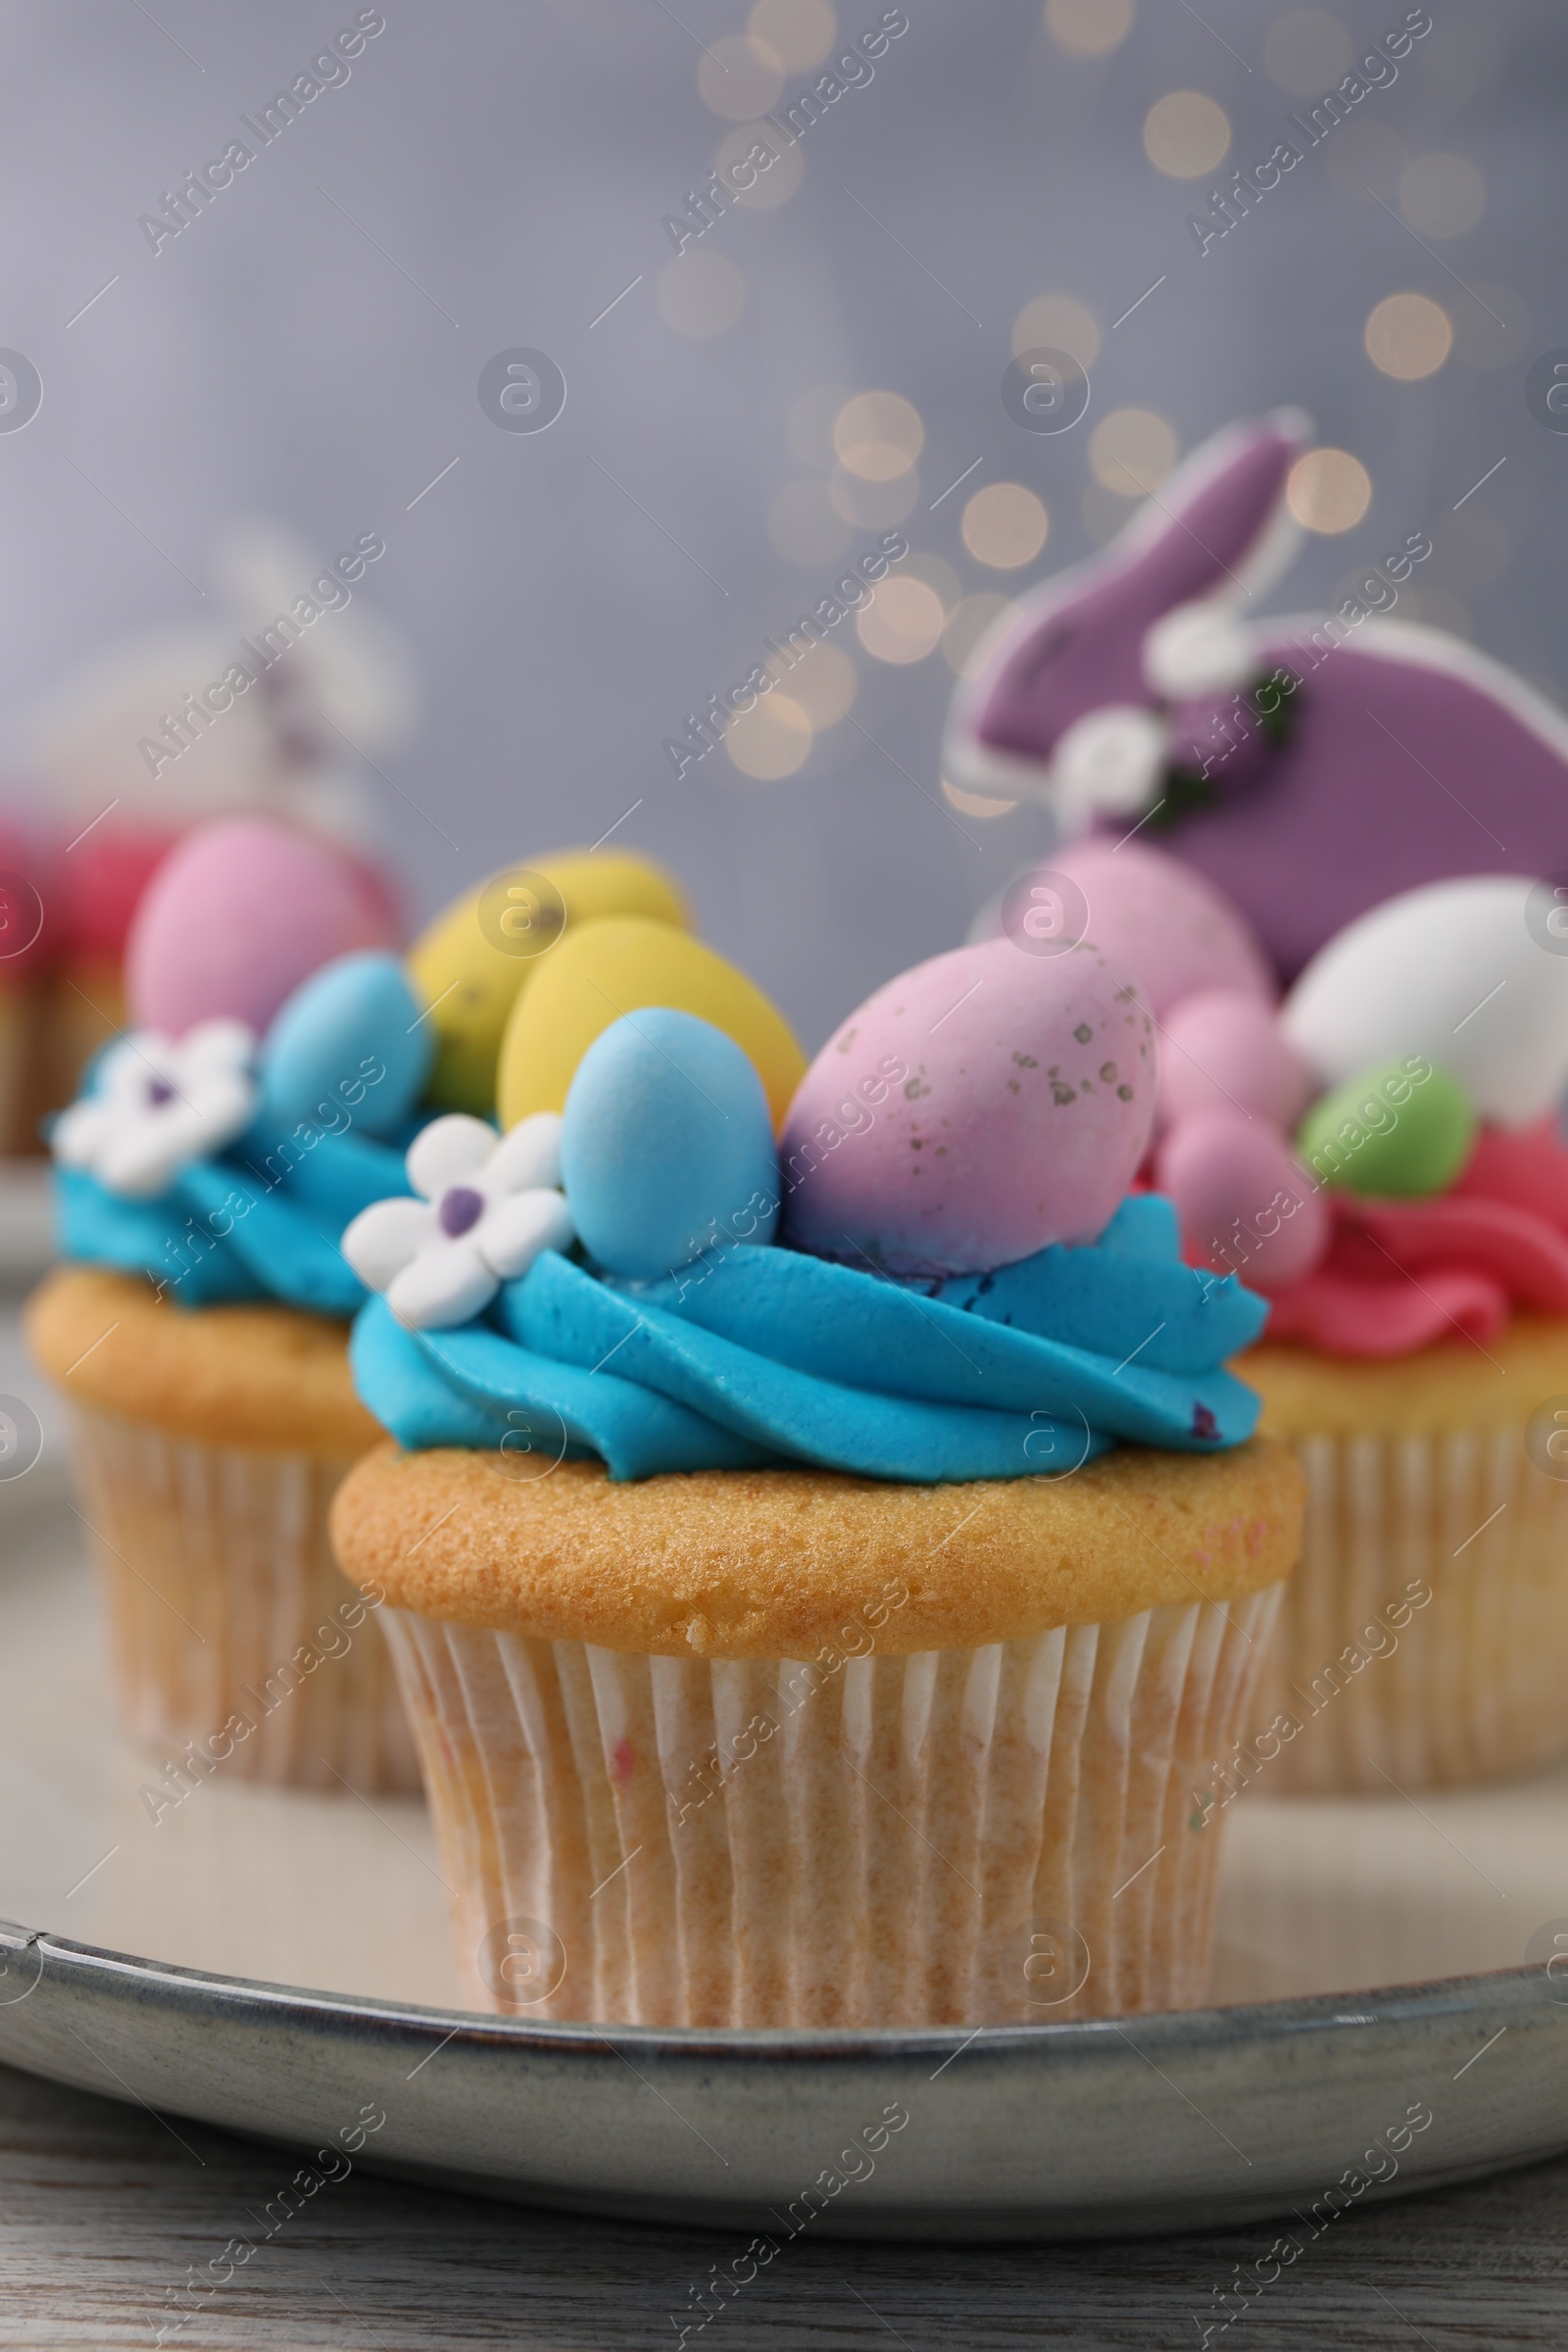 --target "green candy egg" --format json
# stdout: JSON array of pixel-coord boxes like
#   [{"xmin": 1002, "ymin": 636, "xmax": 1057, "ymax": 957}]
[{"xmin": 1297, "ymin": 1056, "xmax": 1475, "ymax": 1198}]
